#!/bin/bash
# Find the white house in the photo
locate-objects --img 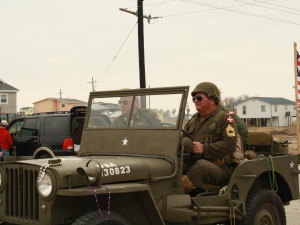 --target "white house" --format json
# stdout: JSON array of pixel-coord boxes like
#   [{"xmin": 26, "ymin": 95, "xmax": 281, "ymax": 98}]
[
  {"xmin": 20, "ymin": 107, "xmax": 34, "ymax": 116},
  {"xmin": 233, "ymin": 97, "xmax": 295, "ymax": 127}
]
